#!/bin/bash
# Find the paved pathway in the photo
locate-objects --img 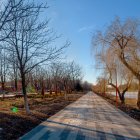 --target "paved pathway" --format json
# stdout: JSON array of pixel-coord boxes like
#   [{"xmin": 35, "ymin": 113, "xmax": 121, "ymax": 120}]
[{"xmin": 20, "ymin": 92, "xmax": 140, "ymax": 140}]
